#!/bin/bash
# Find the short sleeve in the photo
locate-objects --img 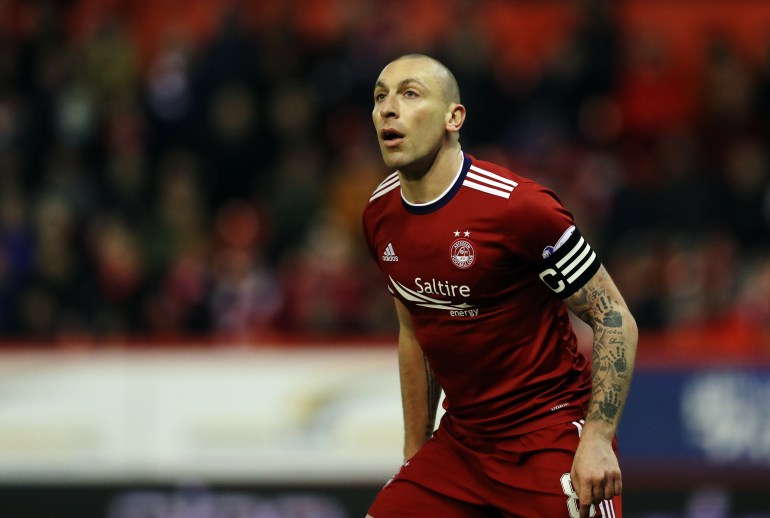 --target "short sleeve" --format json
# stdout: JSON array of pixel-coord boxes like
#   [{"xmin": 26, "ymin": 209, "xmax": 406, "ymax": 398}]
[
  {"xmin": 537, "ymin": 226, "xmax": 600, "ymax": 297},
  {"xmin": 508, "ymin": 184, "xmax": 601, "ymax": 298}
]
